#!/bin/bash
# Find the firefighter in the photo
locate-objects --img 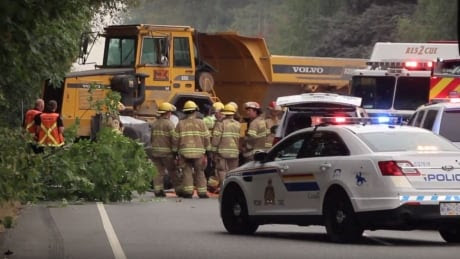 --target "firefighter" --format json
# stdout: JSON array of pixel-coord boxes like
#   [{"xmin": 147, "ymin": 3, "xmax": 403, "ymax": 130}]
[
  {"xmin": 265, "ymin": 101, "xmax": 283, "ymax": 148},
  {"xmin": 24, "ymin": 98, "xmax": 44, "ymax": 135},
  {"xmin": 151, "ymin": 102, "xmax": 180, "ymax": 197},
  {"xmin": 35, "ymin": 100, "xmax": 64, "ymax": 147},
  {"xmin": 242, "ymin": 101, "xmax": 267, "ymax": 162},
  {"xmin": 172, "ymin": 100, "xmax": 211, "ymax": 198},
  {"xmin": 203, "ymin": 102, "xmax": 224, "ymax": 130},
  {"xmin": 209, "ymin": 103, "xmax": 241, "ymax": 191}
]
